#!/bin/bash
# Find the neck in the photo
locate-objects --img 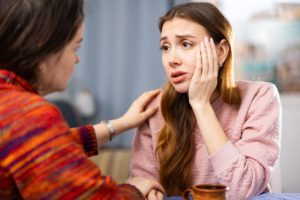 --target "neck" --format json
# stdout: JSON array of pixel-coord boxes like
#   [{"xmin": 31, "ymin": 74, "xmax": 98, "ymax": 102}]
[{"xmin": 210, "ymin": 91, "xmax": 220, "ymax": 103}]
